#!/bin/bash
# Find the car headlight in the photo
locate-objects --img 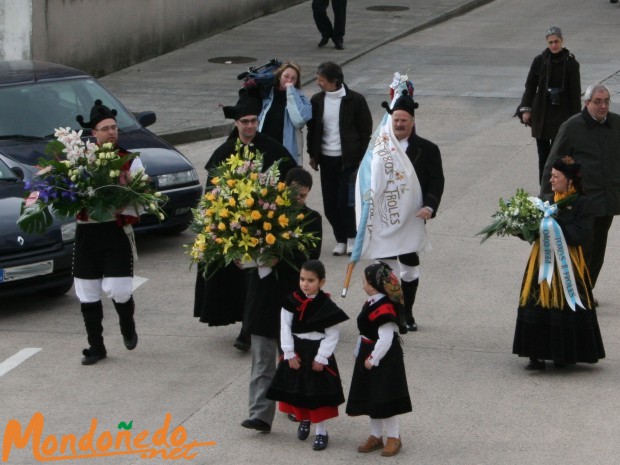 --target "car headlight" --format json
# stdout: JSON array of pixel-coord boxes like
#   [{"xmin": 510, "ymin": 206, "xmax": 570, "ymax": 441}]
[
  {"xmin": 156, "ymin": 169, "xmax": 199, "ymax": 188},
  {"xmin": 61, "ymin": 221, "xmax": 77, "ymax": 242}
]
